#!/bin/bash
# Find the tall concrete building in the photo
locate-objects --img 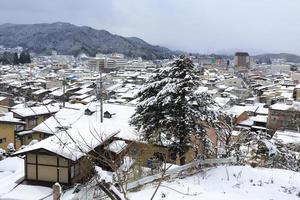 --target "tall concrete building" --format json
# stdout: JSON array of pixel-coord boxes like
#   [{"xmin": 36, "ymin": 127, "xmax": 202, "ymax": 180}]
[
  {"xmin": 234, "ymin": 52, "xmax": 250, "ymax": 70},
  {"xmin": 88, "ymin": 57, "xmax": 106, "ymax": 71},
  {"xmin": 88, "ymin": 53, "xmax": 128, "ymax": 72}
]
